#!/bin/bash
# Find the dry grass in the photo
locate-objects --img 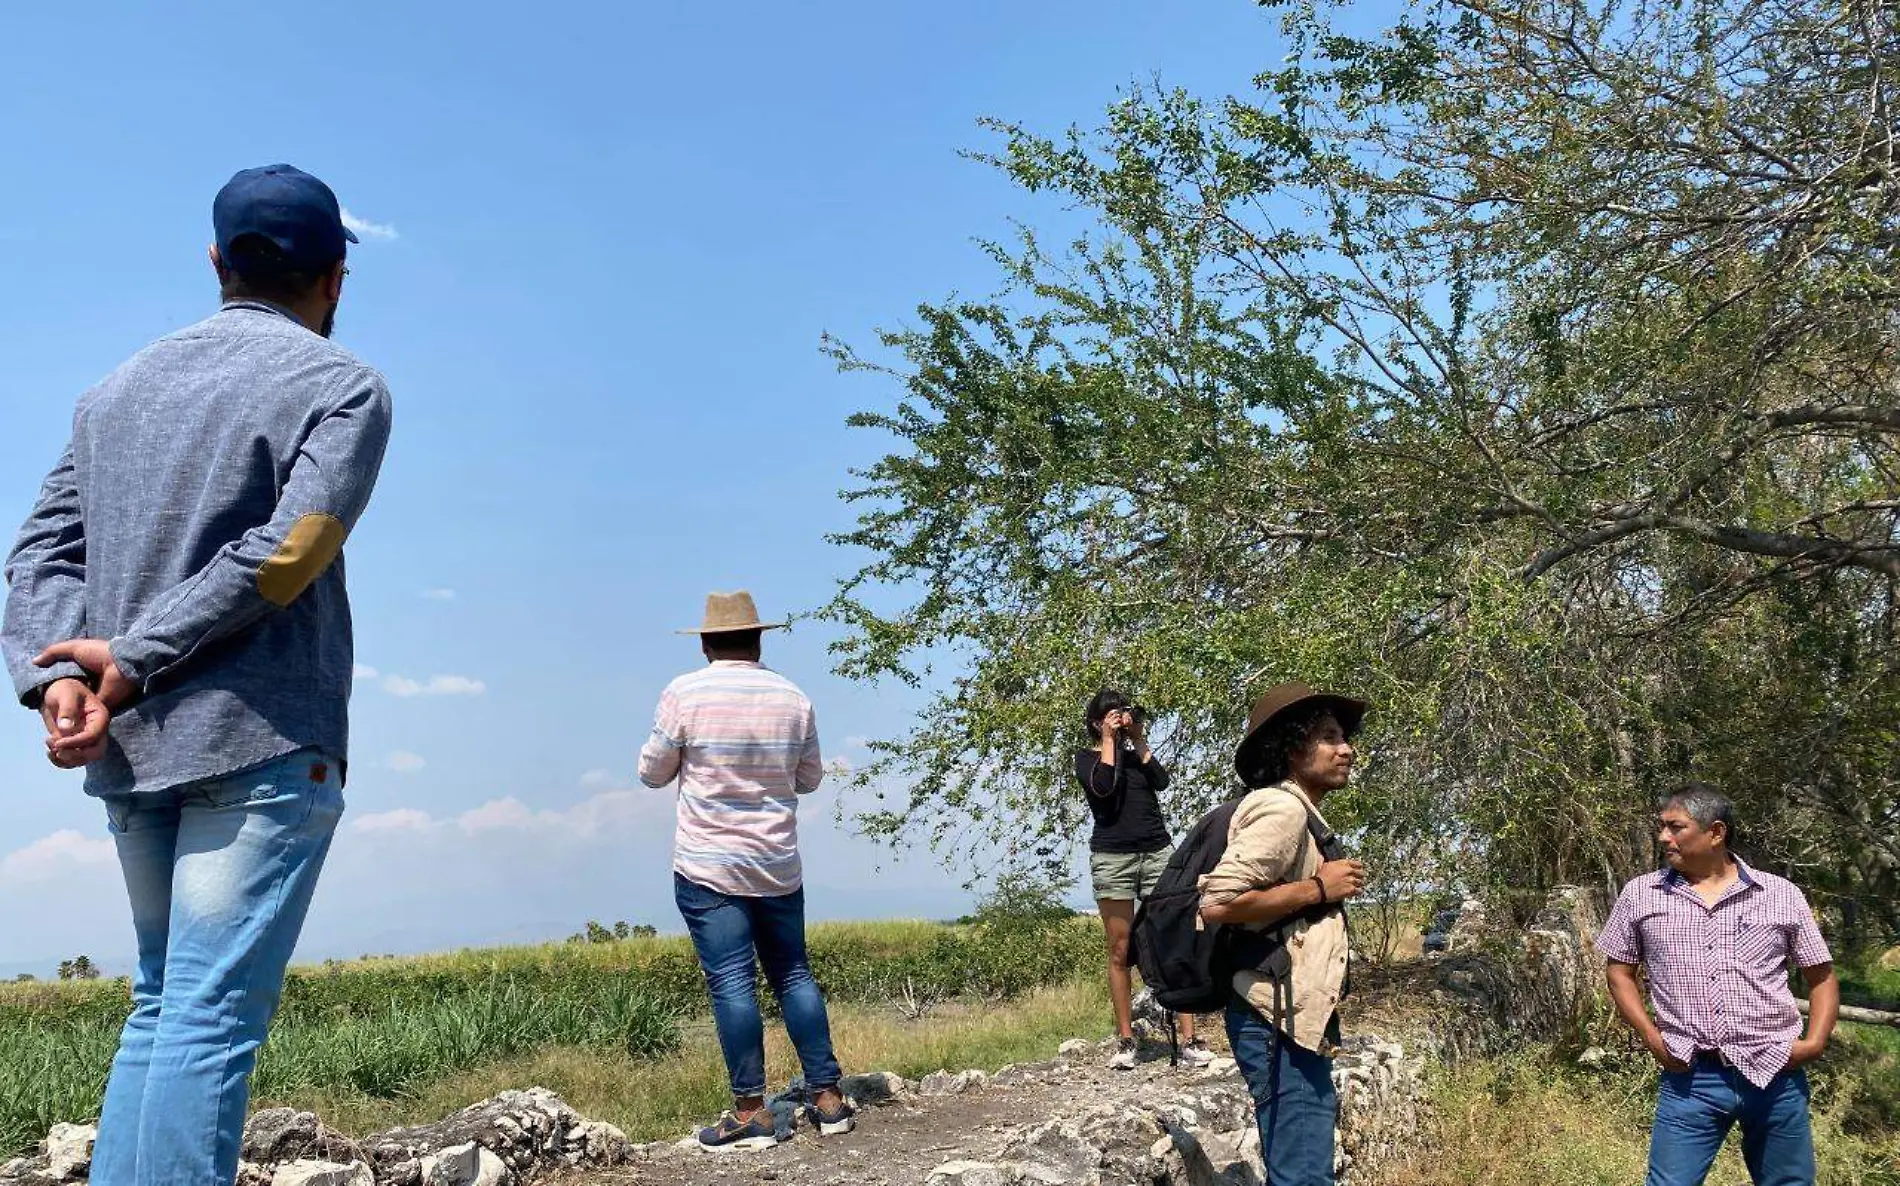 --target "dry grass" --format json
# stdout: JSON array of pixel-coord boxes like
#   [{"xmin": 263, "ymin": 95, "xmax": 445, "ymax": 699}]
[
  {"xmin": 263, "ymin": 978, "xmax": 1115, "ymax": 1144},
  {"xmin": 1383, "ymin": 1054, "xmax": 1900, "ymax": 1186}
]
